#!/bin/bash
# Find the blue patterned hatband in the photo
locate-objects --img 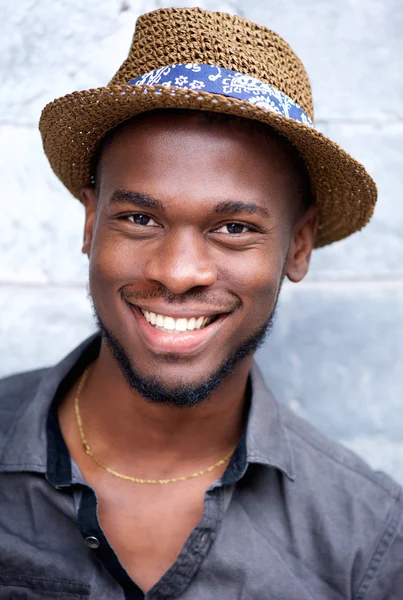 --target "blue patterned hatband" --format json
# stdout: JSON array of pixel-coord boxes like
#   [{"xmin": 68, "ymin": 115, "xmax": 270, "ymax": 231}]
[{"xmin": 128, "ymin": 63, "xmax": 313, "ymax": 127}]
